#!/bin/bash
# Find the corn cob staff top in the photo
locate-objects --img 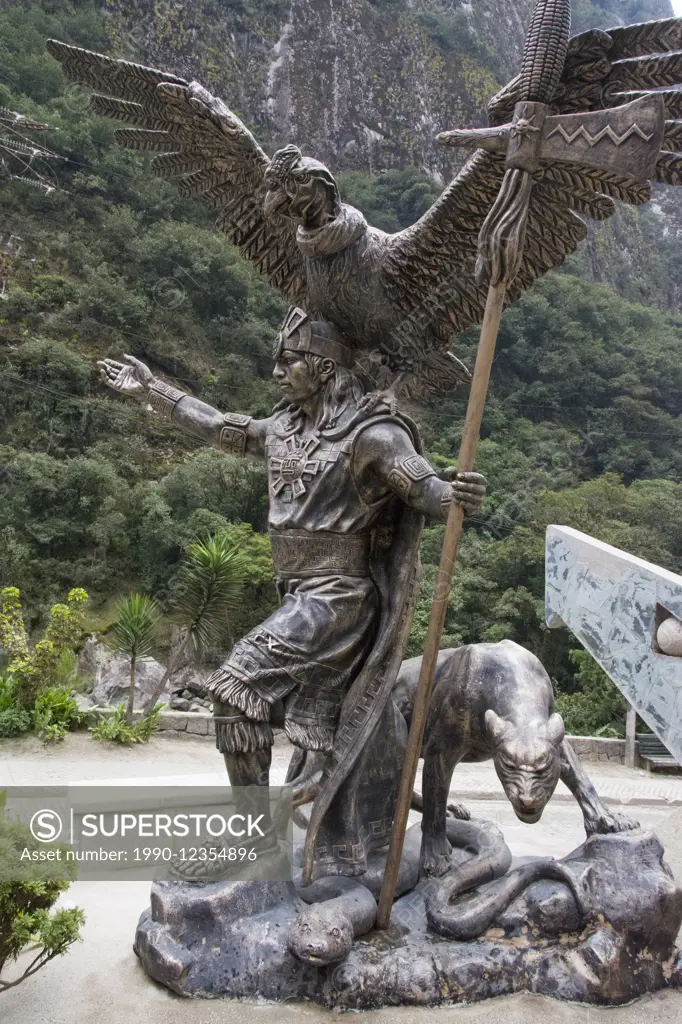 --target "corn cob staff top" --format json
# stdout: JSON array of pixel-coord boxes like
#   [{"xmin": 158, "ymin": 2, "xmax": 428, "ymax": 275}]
[{"xmin": 377, "ymin": 0, "xmax": 631, "ymax": 928}]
